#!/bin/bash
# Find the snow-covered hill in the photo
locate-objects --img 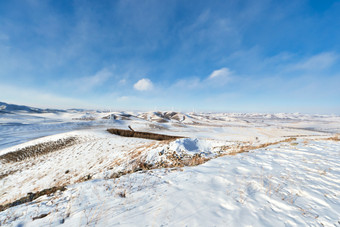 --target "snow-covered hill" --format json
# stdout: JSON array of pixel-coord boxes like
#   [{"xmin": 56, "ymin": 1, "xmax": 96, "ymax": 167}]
[
  {"xmin": 0, "ymin": 104, "xmax": 339, "ymax": 226},
  {"xmin": 0, "ymin": 101, "xmax": 64, "ymax": 114},
  {"xmin": 1, "ymin": 138, "xmax": 339, "ymax": 226}
]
